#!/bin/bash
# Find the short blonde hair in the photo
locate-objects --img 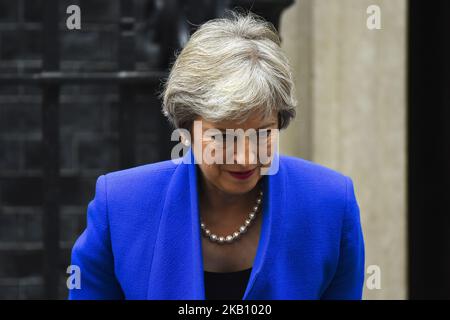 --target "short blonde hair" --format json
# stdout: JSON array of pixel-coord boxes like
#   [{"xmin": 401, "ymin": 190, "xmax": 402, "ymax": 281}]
[{"xmin": 160, "ymin": 10, "xmax": 297, "ymax": 130}]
